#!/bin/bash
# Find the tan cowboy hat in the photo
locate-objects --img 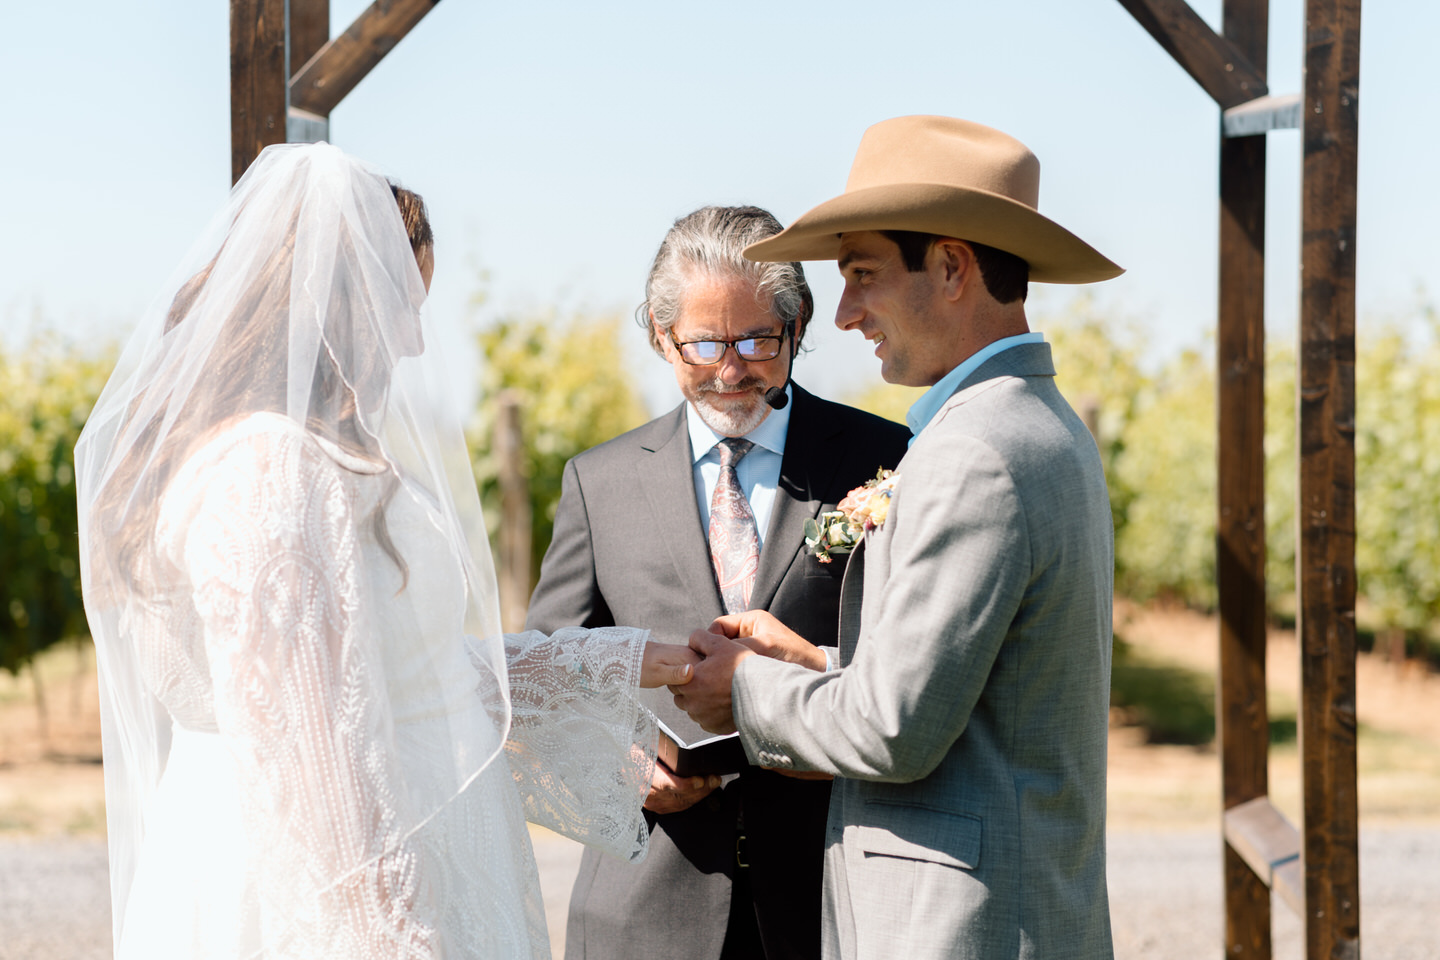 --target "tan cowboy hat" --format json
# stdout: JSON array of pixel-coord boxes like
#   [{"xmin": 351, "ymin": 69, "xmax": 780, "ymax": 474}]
[{"xmin": 744, "ymin": 115, "xmax": 1122, "ymax": 283}]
